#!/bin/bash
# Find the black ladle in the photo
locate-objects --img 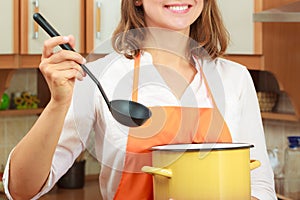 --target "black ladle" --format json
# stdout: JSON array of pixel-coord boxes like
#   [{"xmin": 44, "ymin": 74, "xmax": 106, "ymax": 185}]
[{"xmin": 33, "ymin": 13, "xmax": 151, "ymax": 127}]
